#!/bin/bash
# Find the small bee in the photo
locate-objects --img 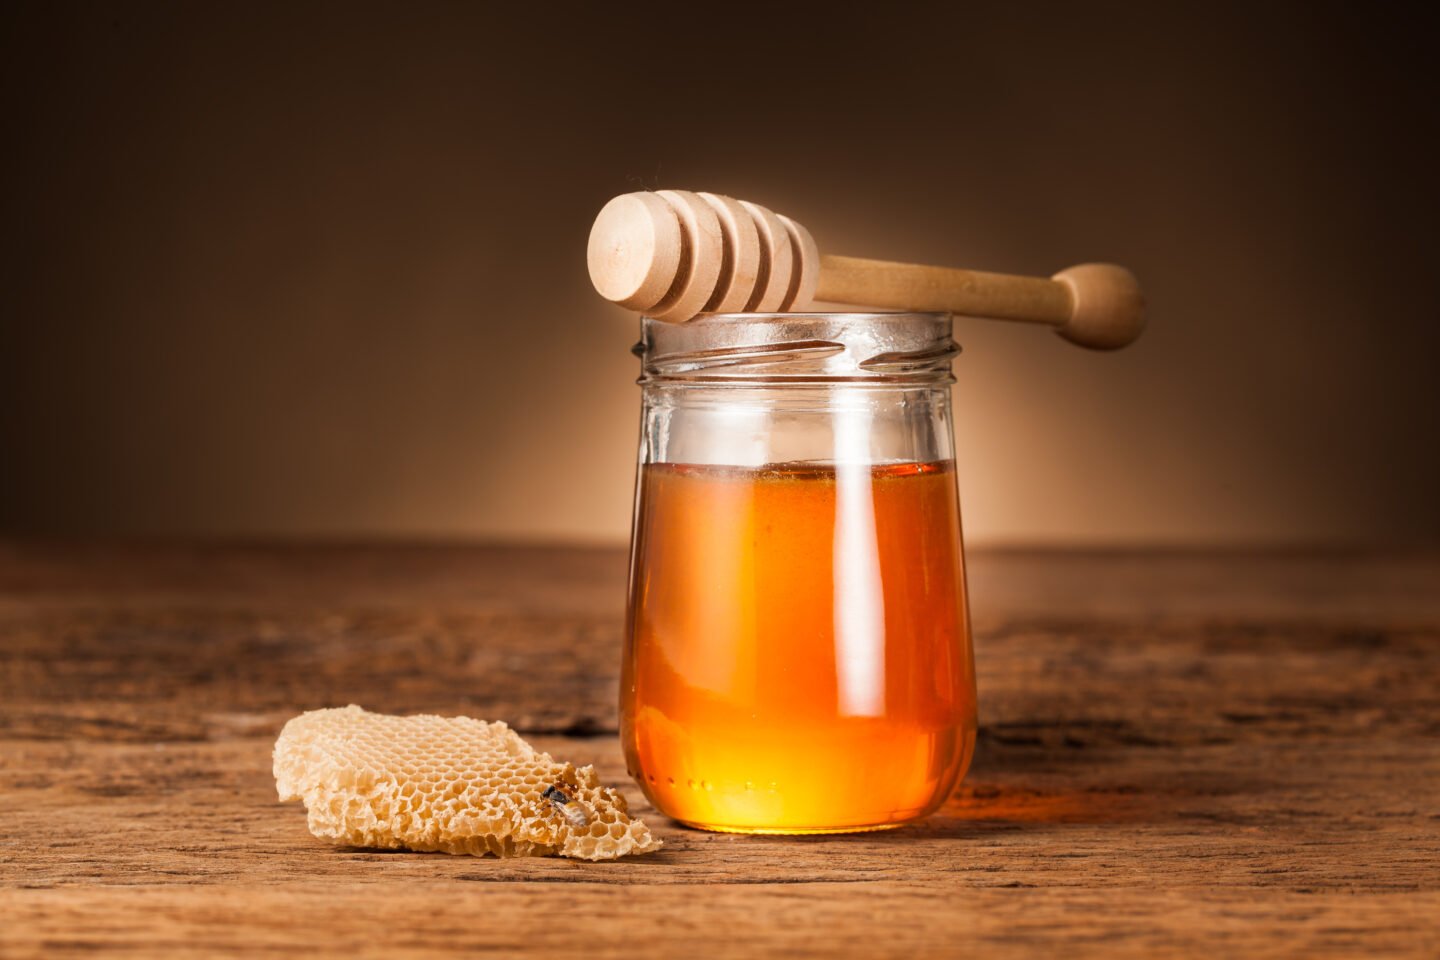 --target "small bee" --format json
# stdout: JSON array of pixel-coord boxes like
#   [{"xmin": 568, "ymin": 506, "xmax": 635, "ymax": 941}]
[{"xmin": 542, "ymin": 783, "xmax": 591, "ymax": 829}]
